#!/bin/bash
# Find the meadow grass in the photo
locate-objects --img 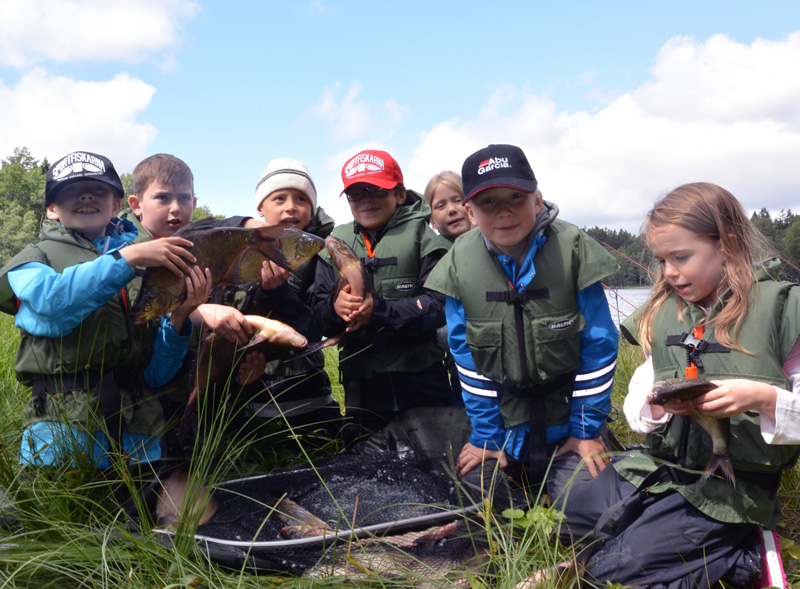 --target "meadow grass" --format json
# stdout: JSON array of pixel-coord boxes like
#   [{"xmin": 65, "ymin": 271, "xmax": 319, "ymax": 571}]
[{"xmin": 0, "ymin": 315, "xmax": 798, "ymax": 587}]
